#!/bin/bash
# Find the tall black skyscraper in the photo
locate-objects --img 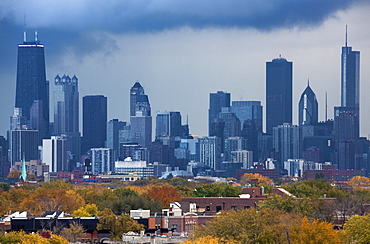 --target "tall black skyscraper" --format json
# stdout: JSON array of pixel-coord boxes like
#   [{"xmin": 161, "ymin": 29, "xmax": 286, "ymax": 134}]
[
  {"xmin": 15, "ymin": 31, "xmax": 49, "ymax": 142},
  {"xmin": 298, "ymin": 81, "xmax": 318, "ymax": 126},
  {"xmin": 341, "ymin": 27, "xmax": 360, "ymax": 132},
  {"xmin": 266, "ymin": 56, "xmax": 292, "ymax": 135},
  {"xmin": 208, "ymin": 91, "xmax": 230, "ymax": 136},
  {"xmin": 82, "ymin": 95, "xmax": 107, "ymax": 154}
]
